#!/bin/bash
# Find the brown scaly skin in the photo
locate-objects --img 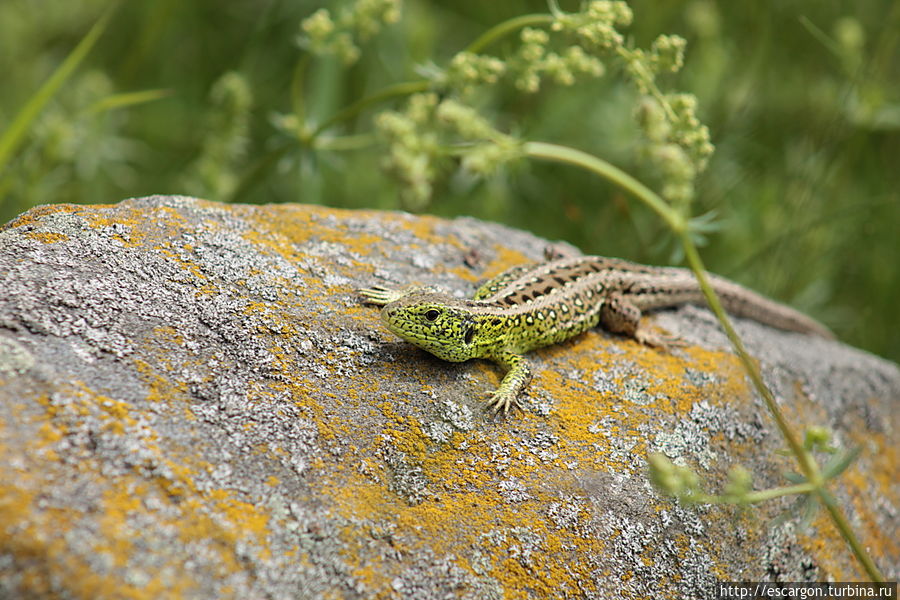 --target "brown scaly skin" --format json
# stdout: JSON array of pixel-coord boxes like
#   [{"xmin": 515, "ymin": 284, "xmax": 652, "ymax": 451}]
[{"xmin": 360, "ymin": 255, "xmax": 833, "ymax": 415}]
